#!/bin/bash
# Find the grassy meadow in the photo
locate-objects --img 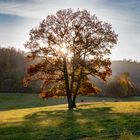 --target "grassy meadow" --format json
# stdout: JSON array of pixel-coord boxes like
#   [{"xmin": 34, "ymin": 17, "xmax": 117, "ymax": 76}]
[{"xmin": 0, "ymin": 93, "xmax": 140, "ymax": 140}]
